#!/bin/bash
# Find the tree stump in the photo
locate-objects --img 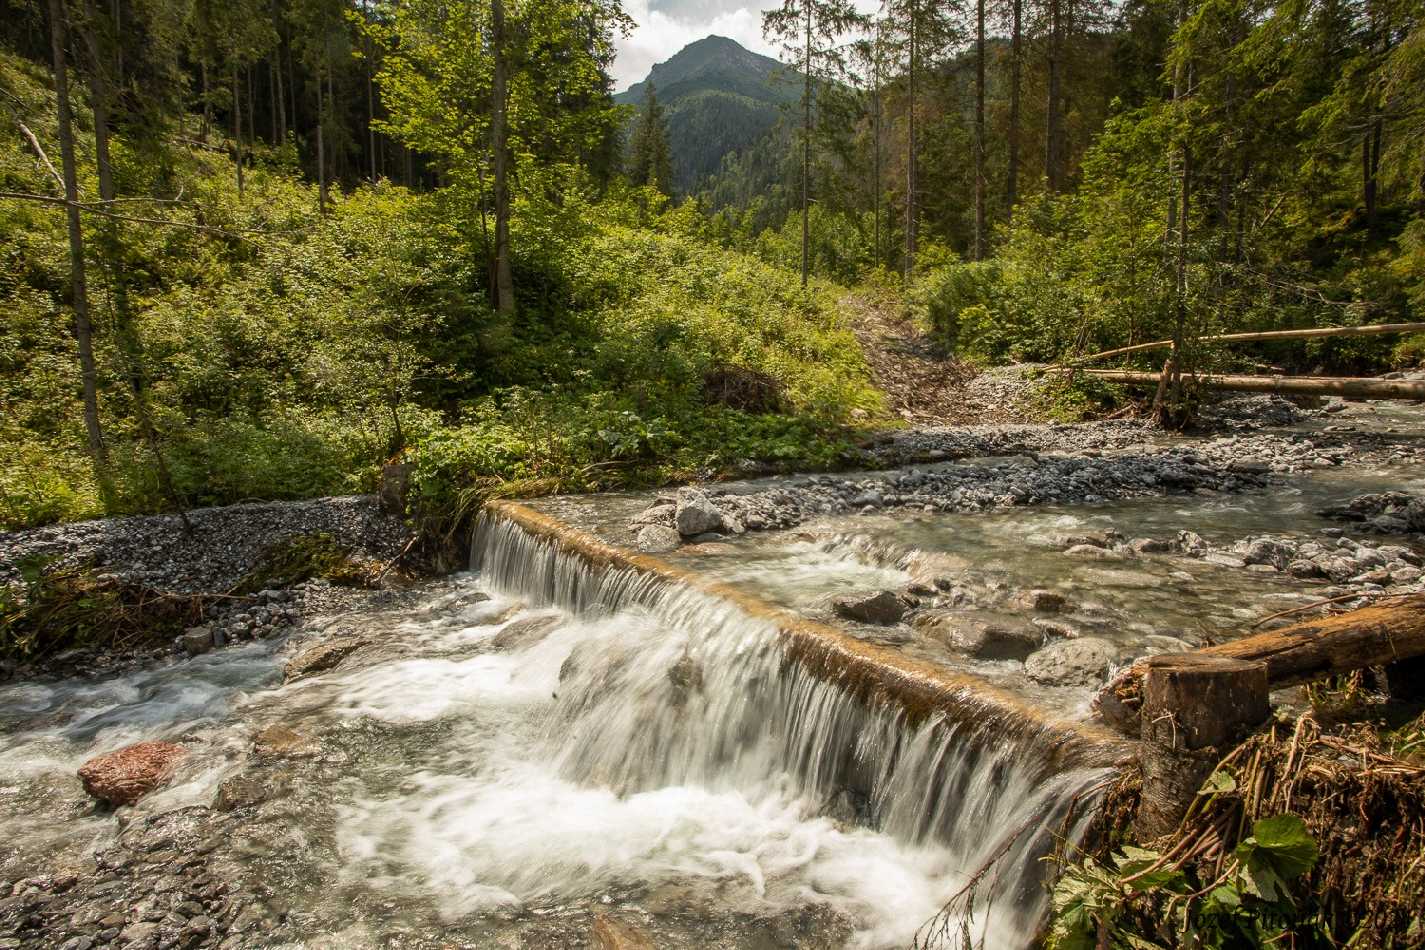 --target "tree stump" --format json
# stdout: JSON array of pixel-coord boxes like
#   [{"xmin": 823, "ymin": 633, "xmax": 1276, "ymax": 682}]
[
  {"xmin": 1135, "ymin": 653, "xmax": 1270, "ymax": 841},
  {"xmin": 379, "ymin": 463, "xmax": 411, "ymax": 515}
]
